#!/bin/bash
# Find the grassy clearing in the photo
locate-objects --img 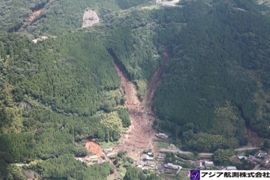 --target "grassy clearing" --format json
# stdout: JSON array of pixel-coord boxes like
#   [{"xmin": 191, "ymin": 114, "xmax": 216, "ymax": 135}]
[
  {"xmin": 100, "ymin": 141, "xmax": 119, "ymax": 149},
  {"xmin": 156, "ymin": 141, "xmax": 169, "ymax": 148}
]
